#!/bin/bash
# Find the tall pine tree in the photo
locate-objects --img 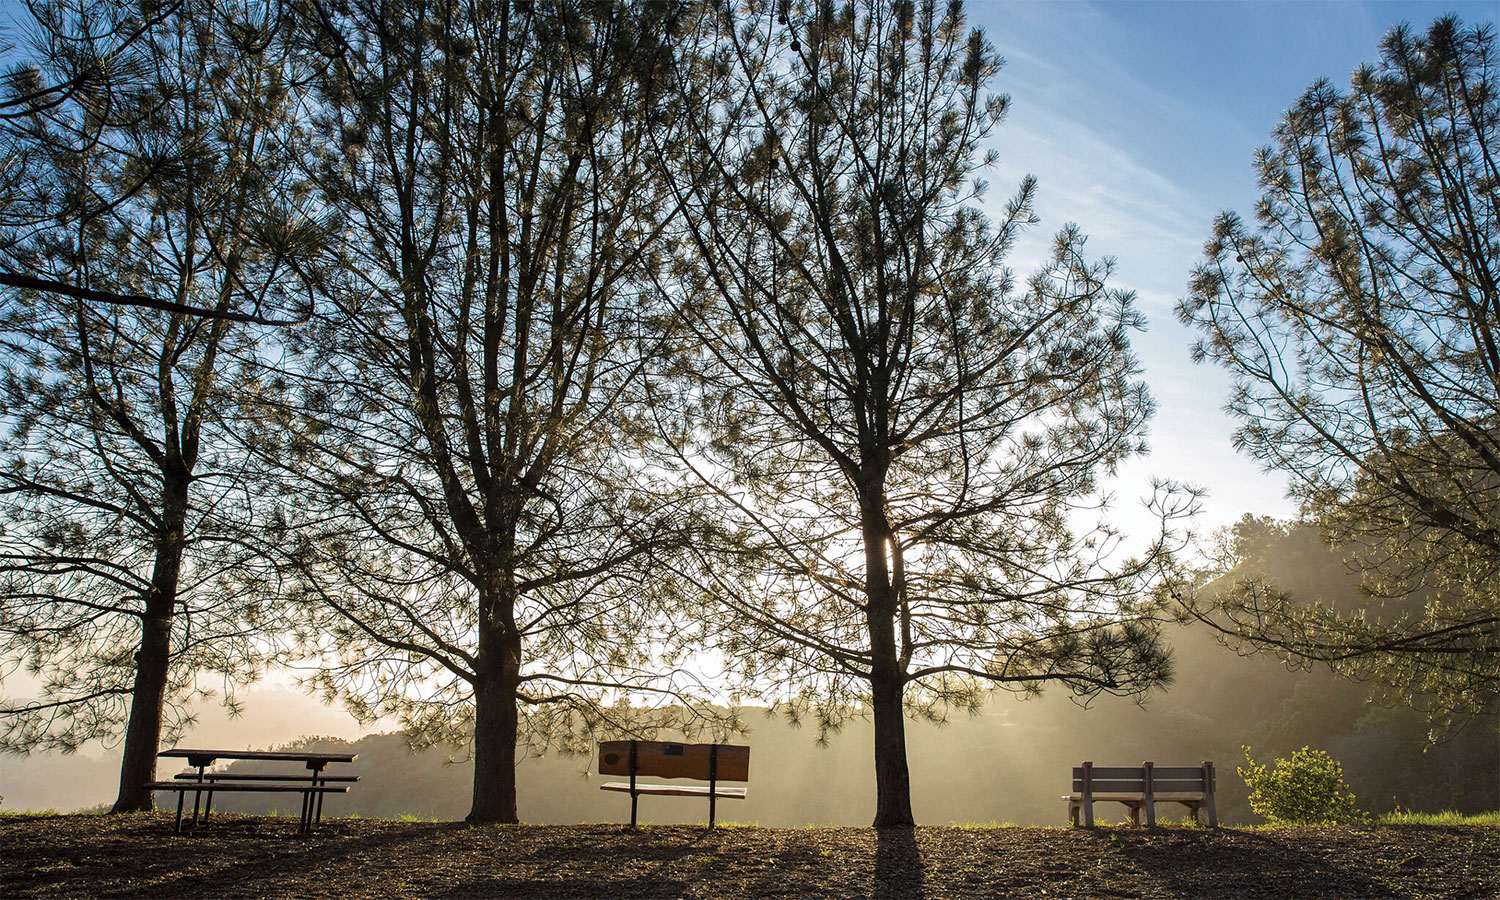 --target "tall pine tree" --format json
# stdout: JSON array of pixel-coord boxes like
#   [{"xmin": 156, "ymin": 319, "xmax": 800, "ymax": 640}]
[
  {"xmin": 656, "ymin": 0, "xmax": 1187, "ymax": 826},
  {"xmin": 0, "ymin": 0, "xmax": 321, "ymax": 810},
  {"xmin": 277, "ymin": 0, "xmax": 713, "ymax": 823}
]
